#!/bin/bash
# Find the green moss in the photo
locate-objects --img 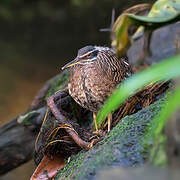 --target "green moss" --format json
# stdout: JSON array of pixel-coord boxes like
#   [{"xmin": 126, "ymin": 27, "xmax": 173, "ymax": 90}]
[
  {"xmin": 141, "ymin": 94, "xmax": 169, "ymax": 167},
  {"xmin": 45, "ymin": 70, "xmax": 69, "ymax": 99},
  {"xmin": 55, "ymin": 98, "xmax": 168, "ymax": 180},
  {"xmin": 57, "ymin": 151, "xmax": 87, "ymax": 179},
  {"xmin": 149, "ymin": 135, "xmax": 167, "ymax": 167}
]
